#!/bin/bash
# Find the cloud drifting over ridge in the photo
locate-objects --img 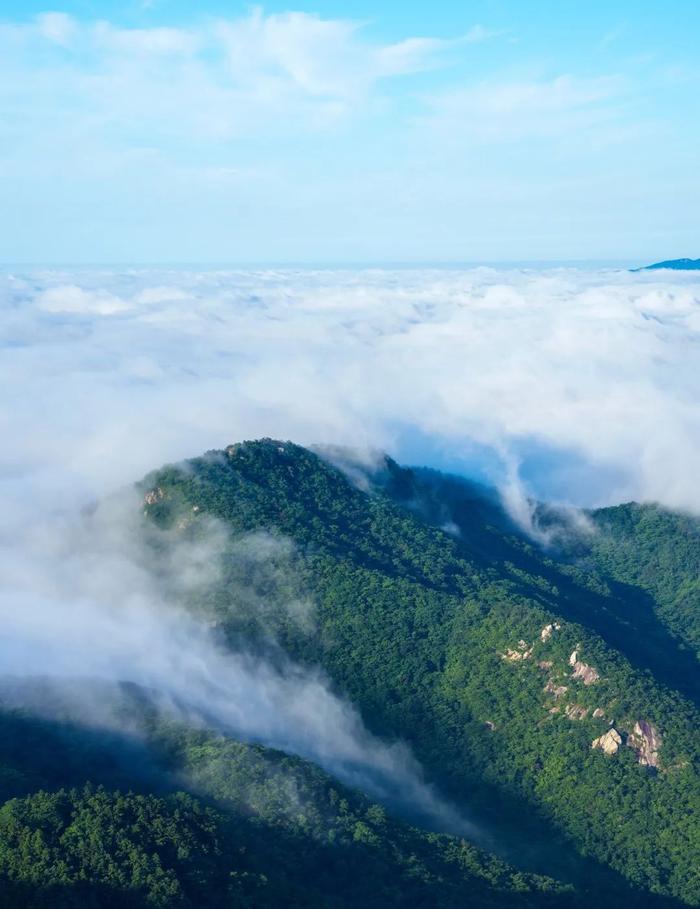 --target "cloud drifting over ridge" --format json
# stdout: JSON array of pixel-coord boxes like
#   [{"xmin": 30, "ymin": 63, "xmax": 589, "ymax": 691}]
[
  {"xmin": 1, "ymin": 263, "xmax": 699, "ymax": 838},
  {"xmin": 0, "ymin": 490, "xmax": 477, "ymax": 838}
]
